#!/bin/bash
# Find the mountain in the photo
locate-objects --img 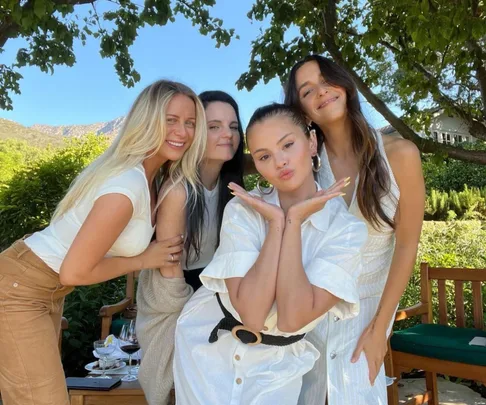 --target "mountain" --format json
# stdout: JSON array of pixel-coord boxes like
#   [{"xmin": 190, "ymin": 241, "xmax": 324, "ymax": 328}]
[
  {"xmin": 31, "ymin": 116, "xmax": 124, "ymax": 138},
  {"xmin": 0, "ymin": 118, "xmax": 62, "ymax": 147},
  {"xmin": 0, "ymin": 117, "xmax": 124, "ymax": 148}
]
